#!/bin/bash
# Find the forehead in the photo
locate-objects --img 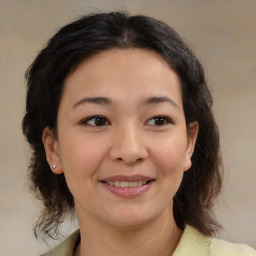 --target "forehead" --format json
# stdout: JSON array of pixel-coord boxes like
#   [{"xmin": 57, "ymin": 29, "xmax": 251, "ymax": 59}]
[{"xmin": 62, "ymin": 48, "xmax": 182, "ymax": 107}]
